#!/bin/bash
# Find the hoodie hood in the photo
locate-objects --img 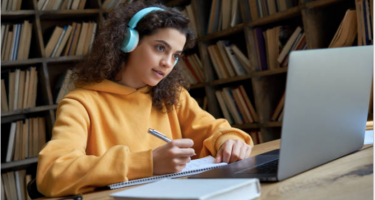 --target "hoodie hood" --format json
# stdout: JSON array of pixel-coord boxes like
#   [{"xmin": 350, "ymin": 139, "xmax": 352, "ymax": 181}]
[{"xmin": 81, "ymin": 79, "xmax": 152, "ymax": 96}]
